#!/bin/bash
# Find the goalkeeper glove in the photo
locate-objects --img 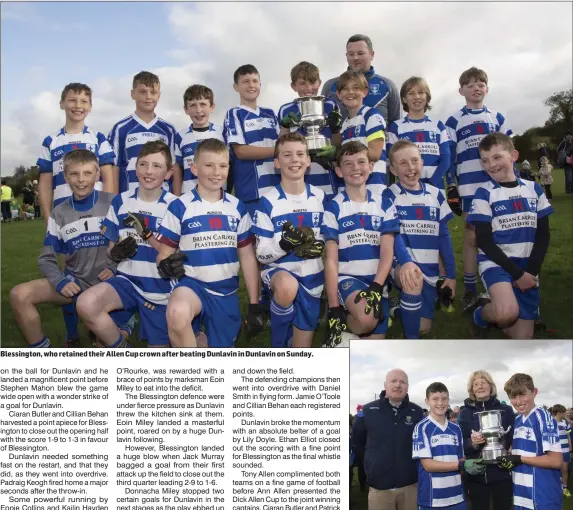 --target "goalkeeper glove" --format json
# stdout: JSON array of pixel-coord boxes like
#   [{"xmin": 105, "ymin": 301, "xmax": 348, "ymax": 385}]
[
  {"xmin": 447, "ymin": 184, "xmax": 463, "ymax": 216},
  {"xmin": 326, "ymin": 109, "xmax": 342, "ymax": 134},
  {"xmin": 109, "ymin": 236, "xmax": 138, "ymax": 263},
  {"xmin": 244, "ymin": 304, "xmax": 265, "ymax": 341},
  {"xmin": 312, "ymin": 144, "xmax": 337, "ymax": 161},
  {"xmin": 354, "ymin": 281, "xmax": 385, "ymax": 320},
  {"xmin": 497, "ymin": 454, "xmax": 522, "ymax": 470},
  {"xmin": 295, "ymin": 239, "xmax": 325, "ymax": 259},
  {"xmin": 157, "ymin": 253, "xmax": 188, "ymax": 279},
  {"xmin": 123, "ymin": 212, "xmax": 152, "ymax": 241},
  {"xmin": 279, "ymin": 221, "xmax": 307, "ymax": 252},
  {"xmin": 323, "ymin": 306, "xmax": 347, "ymax": 347},
  {"xmin": 279, "ymin": 112, "xmax": 301, "ymax": 130},
  {"xmin": 461, "ymin": 458, "xmax": 486, "ymax": 475}
]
